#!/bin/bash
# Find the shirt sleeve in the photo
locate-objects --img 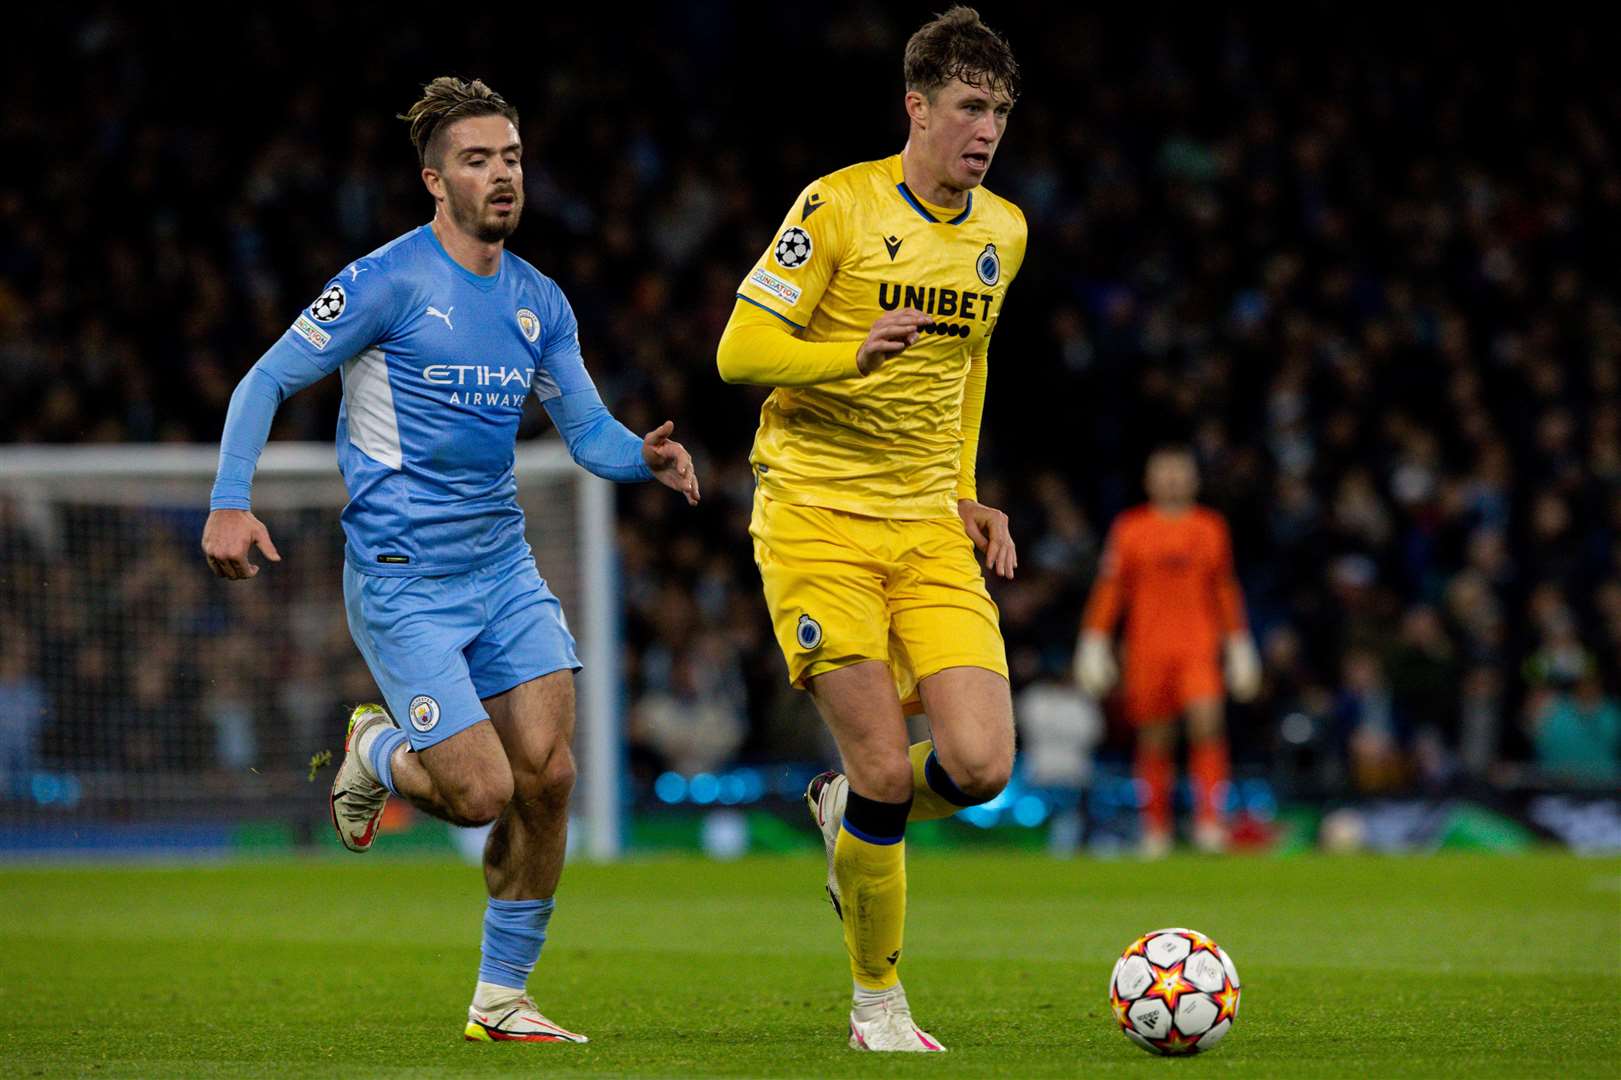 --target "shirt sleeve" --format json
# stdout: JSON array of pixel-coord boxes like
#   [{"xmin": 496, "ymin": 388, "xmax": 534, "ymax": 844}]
[
  {"xmin": 715, "ymin": 299, "xmax": 862, "ymax": 386},
  {"xmin": 1001, "ymin": 202, "xmax": 1030, "ymax": 285},
  {"xmin": 209, "ymin": 262, "xmax": 397, "ymax": 510},
  {"xmin": 956, "ymin": 202, "xmax": 1025, "ymax": 500},
  {"xmin": 281, "ymin": 262, "xmax": 401, "ymax": 366},
  {"xmin": 956, "ymin": 338, "xmax": 989, "ymax": 502},
  {"xmin": 1083, "ymin": 519, "xmax": 1131, "ymax": 635},
  {"xmin": 1210, "ymin": 515, "xmax": 1249, "ymax": 634},
  {"xmin": 533, "ymin": 285, "xmax": 654, "ymax": 483},
  {"xmin": 733, "ymin": 180, "xmax": 847, "ymax": 330}
]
